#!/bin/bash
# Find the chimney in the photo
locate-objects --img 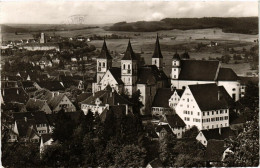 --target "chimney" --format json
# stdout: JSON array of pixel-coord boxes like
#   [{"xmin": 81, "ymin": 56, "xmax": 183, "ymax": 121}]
[{"xmin": 219, "ymin": 127, "xmax": 221, "ymax": 135}]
